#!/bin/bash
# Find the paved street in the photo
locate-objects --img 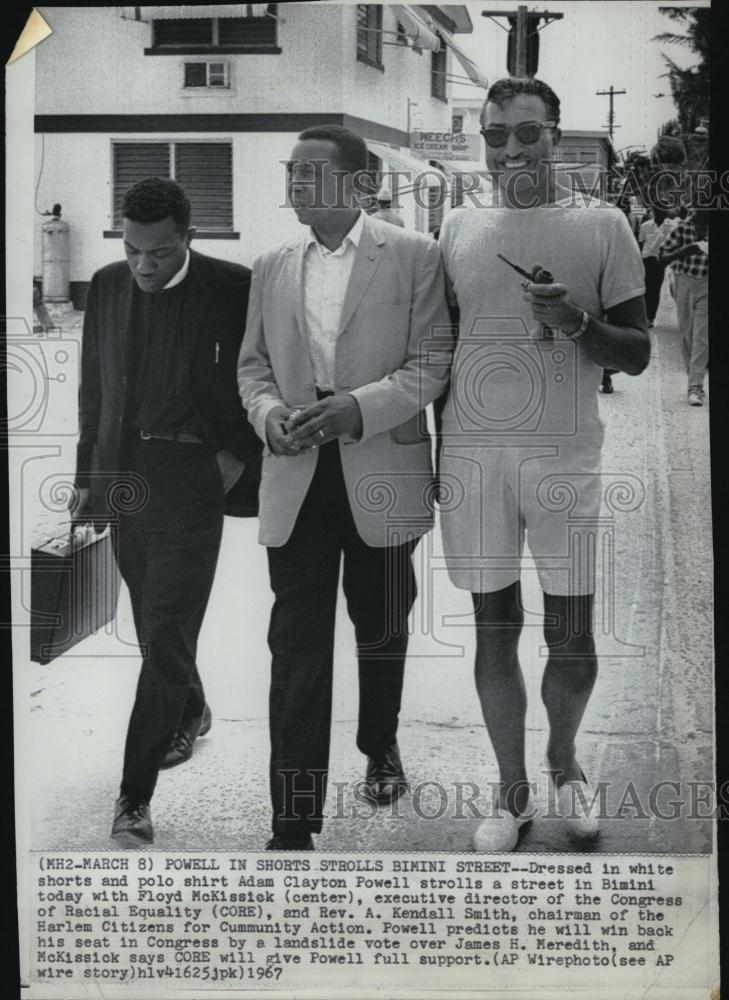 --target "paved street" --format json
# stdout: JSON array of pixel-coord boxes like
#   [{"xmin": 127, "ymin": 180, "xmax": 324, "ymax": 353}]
[{"xmin": 17, "ymin": 284, "xmax": 713, "ymax": 855}]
